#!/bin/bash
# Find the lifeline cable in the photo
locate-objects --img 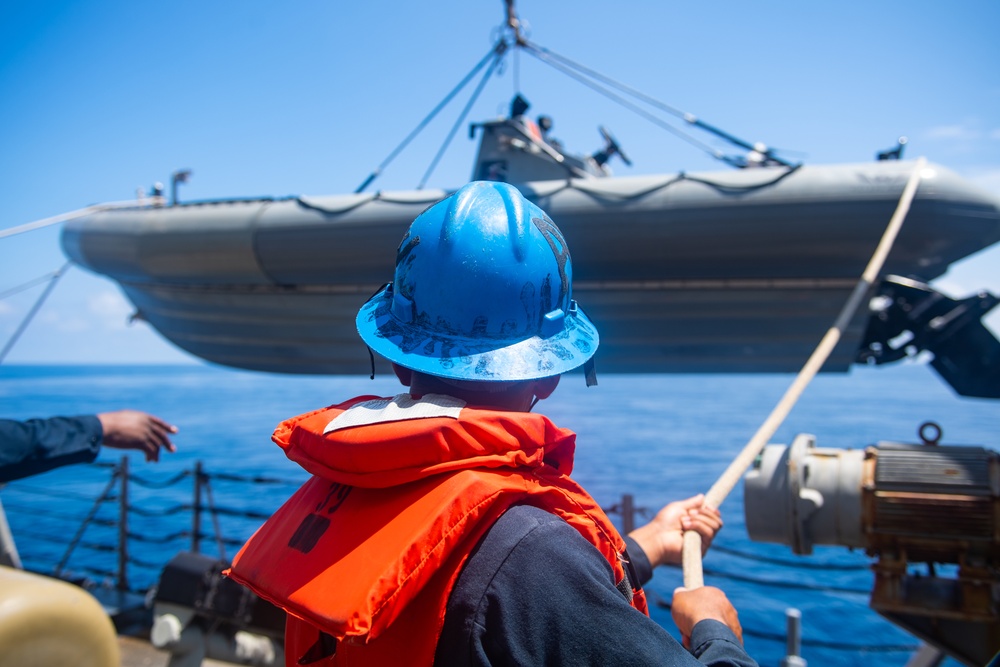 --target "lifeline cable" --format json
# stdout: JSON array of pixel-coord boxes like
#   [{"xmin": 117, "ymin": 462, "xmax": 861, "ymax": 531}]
[{"xmin": 682, "ymin": 157, "xmax": 929, "ymax": 589}]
